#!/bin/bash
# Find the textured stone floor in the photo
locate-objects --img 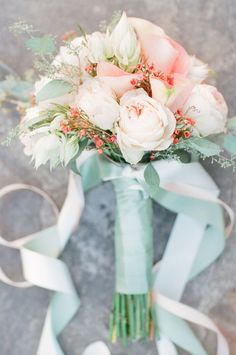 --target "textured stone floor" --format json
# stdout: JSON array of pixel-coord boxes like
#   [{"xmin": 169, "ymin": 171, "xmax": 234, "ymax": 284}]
[{"xmin": 0, "ymin": 1, "xmax": 236, "ymax": 354}]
